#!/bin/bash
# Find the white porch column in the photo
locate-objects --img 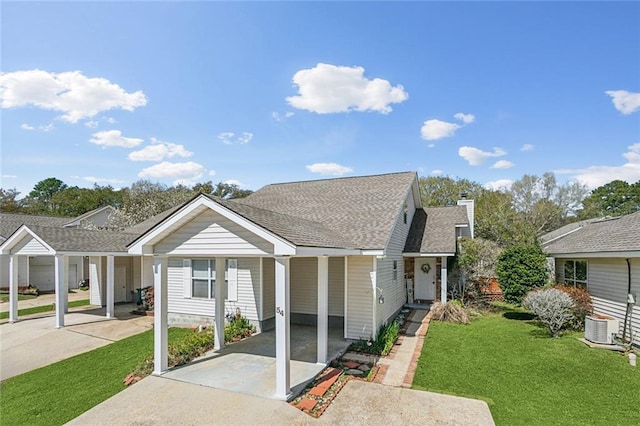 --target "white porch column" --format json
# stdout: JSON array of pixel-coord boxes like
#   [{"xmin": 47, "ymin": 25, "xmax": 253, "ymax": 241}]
[
  {"xmin": 317, "ymin": 256, "xmax": 329, "ymax": 364},
  {"xmin": 9, "ymin": 255, "xmax": 19, "ymax": 323},
  {"xmin": 153, "ymin": 256, "xmax": 168, "ymax": 375},
  {"xmin": 63, "ymin": 256, "xmax": 69, "ymax": 313},
  {"xmin": 54, "ymin": 255, "xmax": 67, "ymax": 328},
  {"xmin": 440, "ymin": 257, "xmax": 448, "ymax": 304},
  {"xmin": 214, "ymin": 257, "xmax": 226, "ymax": 350},
  {"xmin": 274, "ymin": 256, "xmax": 291, "ymax": 400},
  {"xmin": 106, "ymin": 256, "xmax": 115, "ymax": 319},
  {"xmin": 89, "ymin": 256, "xmax": 102, "ymax": 306}
]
